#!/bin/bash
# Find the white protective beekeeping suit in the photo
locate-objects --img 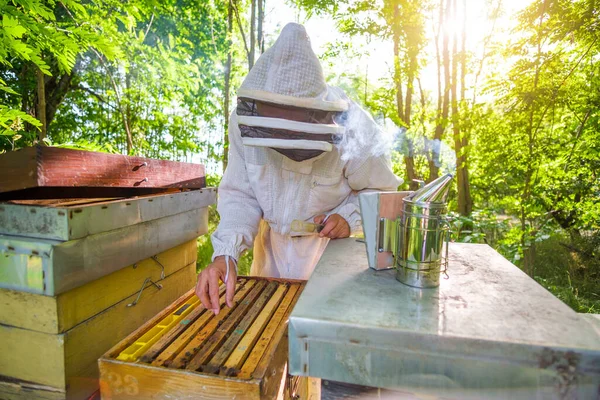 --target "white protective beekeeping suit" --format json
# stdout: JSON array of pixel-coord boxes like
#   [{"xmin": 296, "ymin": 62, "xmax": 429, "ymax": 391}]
[{"xmin": 211, "ymin": 23, "xmax": 402, "ymax": 280}]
